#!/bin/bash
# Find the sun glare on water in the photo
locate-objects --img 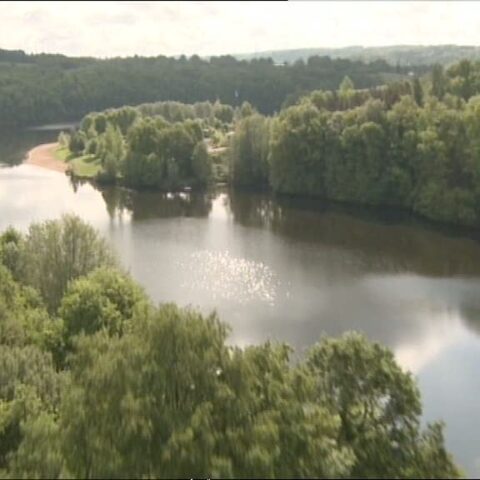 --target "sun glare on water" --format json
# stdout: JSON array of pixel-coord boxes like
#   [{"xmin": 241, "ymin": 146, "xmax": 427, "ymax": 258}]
[{"xmin": 177, "ymin": 249, "xmax": 279, "ymax": 306}]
